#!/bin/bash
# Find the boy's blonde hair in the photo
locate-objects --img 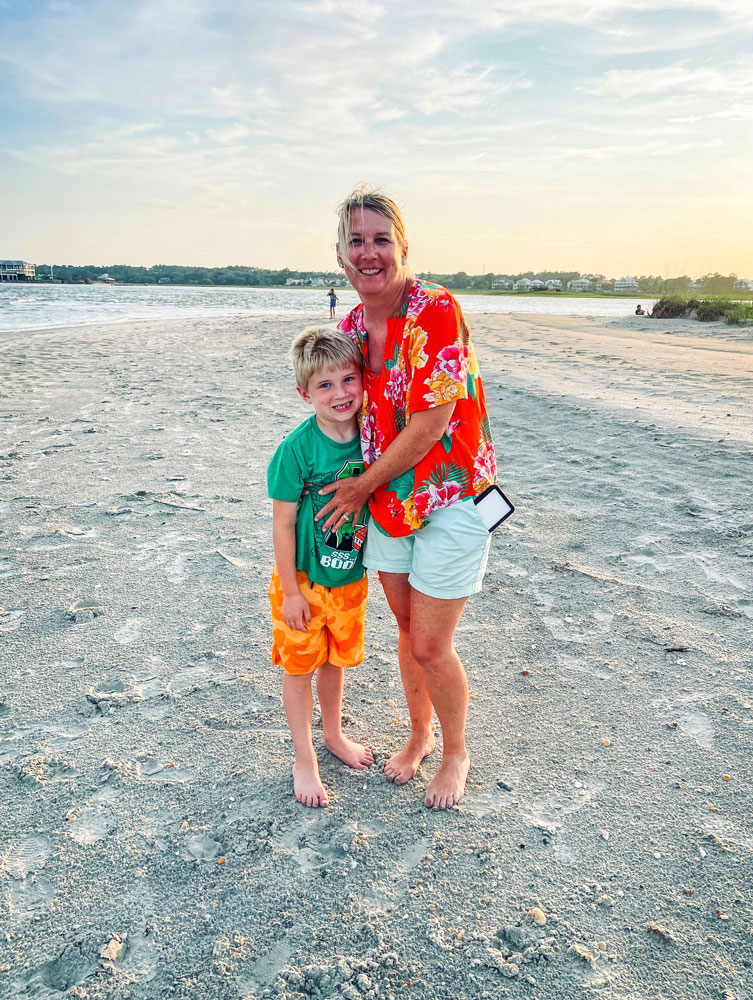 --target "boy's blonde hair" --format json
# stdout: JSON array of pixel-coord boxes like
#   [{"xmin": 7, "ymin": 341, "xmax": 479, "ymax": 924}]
[{"xmin": 291, "ymin": 325, "xmax": 362, "ymax": 390}]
